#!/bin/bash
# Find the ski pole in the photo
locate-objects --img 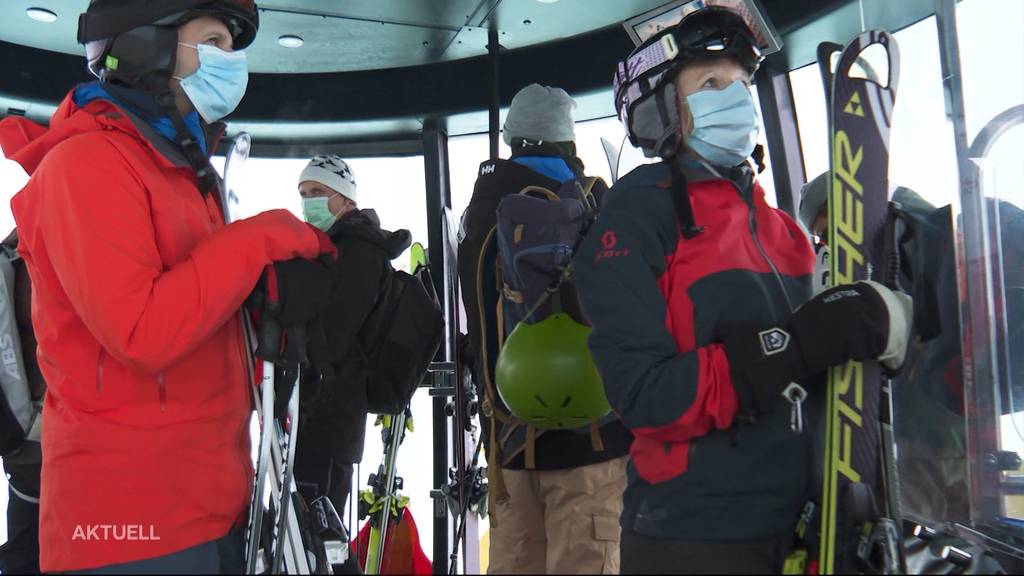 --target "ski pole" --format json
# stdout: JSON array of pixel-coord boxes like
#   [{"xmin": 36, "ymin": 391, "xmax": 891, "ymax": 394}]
[
  {"xmin": 246, "ymin": 360, "xmax": 275, "ymax": 574},
  {"xmin": 272, "ymin": 371, "xmax": 304, "ymax": 574}
]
